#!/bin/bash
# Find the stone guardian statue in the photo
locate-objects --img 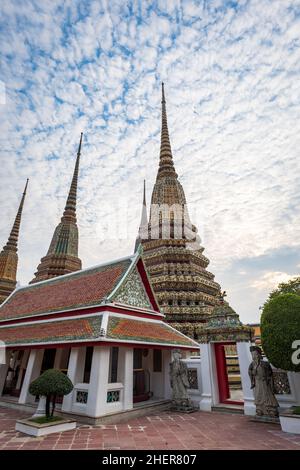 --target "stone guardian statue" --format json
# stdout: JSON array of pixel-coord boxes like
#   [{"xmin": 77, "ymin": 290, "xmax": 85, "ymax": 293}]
[
  {"xmin": 169, "ymin": 350, "xmax": 194, "ymax": 411},
  {"xmin": 248, "ymin": 345, "xmax": 279, "ymax": 418}
]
